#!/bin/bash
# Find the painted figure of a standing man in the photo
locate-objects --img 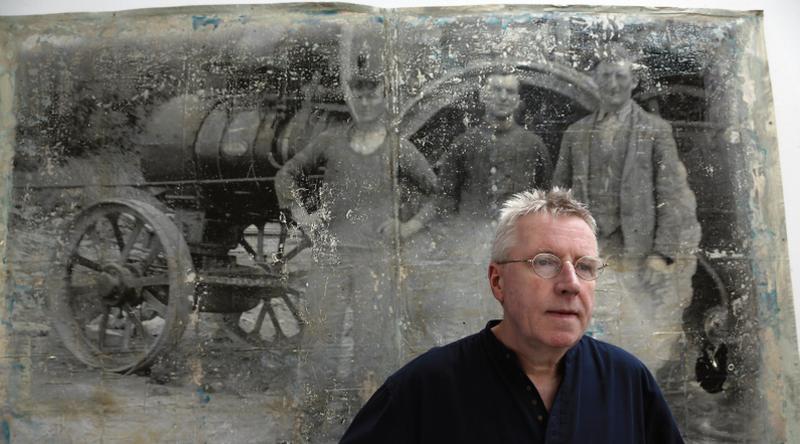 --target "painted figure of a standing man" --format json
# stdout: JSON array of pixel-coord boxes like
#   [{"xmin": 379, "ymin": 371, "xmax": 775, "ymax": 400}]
[
  {"xmin": 437, "ymin": 72, "xmax": 553, "ymax": 219},
  {"xmin": 552, "ymin": 45, "xmax": 701, "ymax": 380},
  {"xmin": 404, "ymin": 72, "xmax": 553, "ymax": 353},
  {"xmin": 276, "ymin": 70, "xmax": 439, "ymax": 443}
]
